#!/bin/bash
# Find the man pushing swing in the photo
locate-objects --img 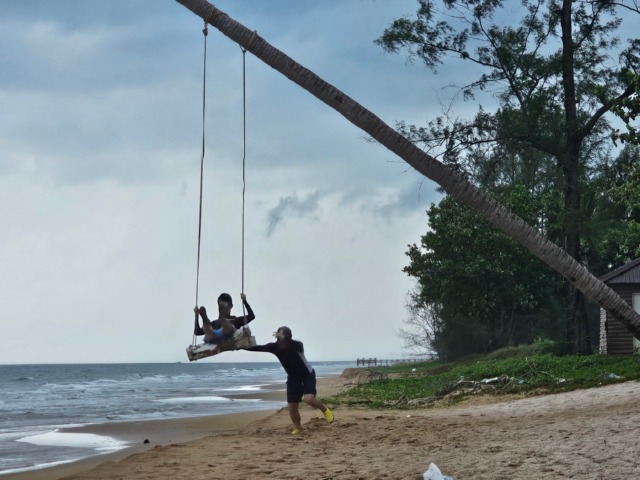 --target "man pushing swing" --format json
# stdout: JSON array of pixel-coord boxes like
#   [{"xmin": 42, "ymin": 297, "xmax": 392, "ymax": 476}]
[{"xmin": 244, "ymin": 326, "xmax": 334, "ymax": 435}]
